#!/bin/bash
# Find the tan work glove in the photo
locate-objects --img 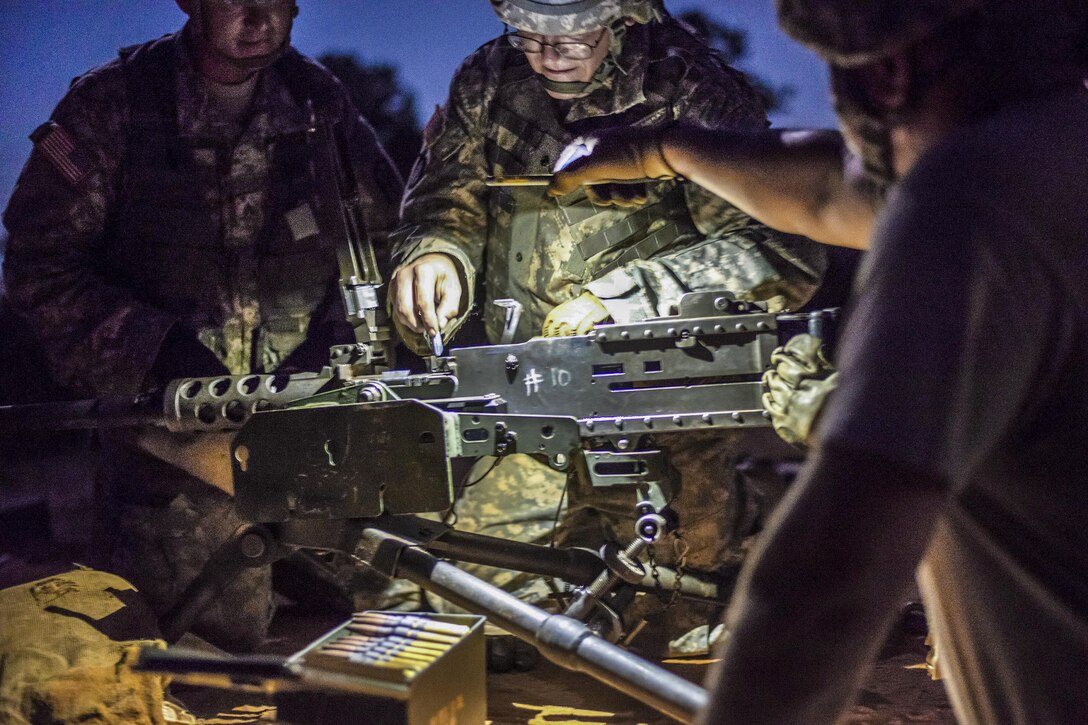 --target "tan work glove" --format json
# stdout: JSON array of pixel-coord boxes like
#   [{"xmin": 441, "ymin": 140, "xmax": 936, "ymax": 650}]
[
  {"xmin": 761, "ymin": 333, "xmax": 838, "ymax": 447},
  {"xmin": 549, "ymin": 127, "xmax": 677, "ymax": 208},
  {"xmin": 541, "ymin": 292, "xmax": 611, "ymax": 337}
]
